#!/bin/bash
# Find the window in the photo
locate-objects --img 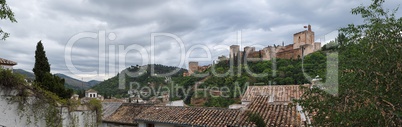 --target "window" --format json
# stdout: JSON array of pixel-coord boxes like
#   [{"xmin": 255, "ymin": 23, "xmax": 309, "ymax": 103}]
[{"xmin": 147, "ymin": 123, "xmax": 155, "ymax": 127}]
